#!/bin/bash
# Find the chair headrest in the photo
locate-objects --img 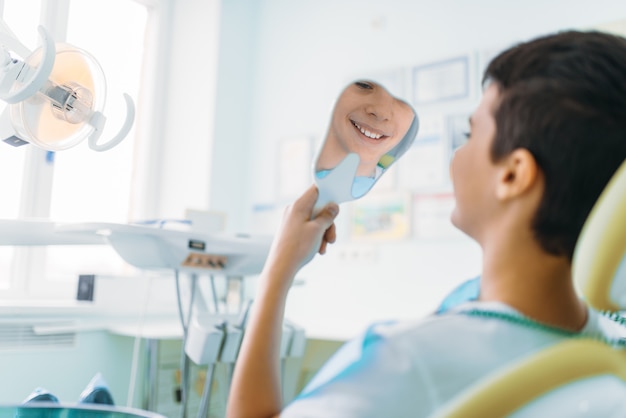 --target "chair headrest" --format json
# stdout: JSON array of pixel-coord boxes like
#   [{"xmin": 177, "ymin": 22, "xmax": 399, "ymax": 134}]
[{"xmin": 573, "ymin": 158, "xmax": 626, "ymax": 312}]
